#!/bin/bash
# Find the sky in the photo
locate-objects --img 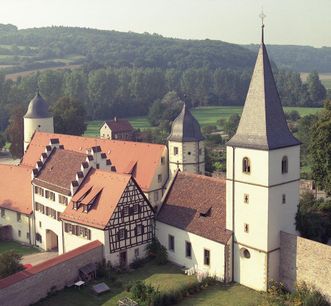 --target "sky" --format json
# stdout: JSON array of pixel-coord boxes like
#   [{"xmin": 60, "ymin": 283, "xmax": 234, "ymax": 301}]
[{"xmin": 0, "ymin": 0, "xmax": 330, "ymax": 47}]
